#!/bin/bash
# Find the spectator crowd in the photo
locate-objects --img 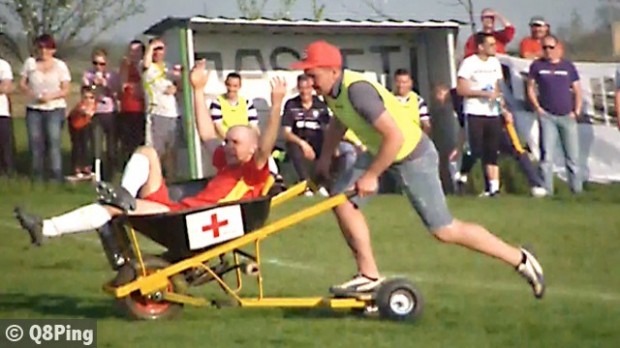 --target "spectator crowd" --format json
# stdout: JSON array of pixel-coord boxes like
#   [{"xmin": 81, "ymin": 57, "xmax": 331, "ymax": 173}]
[
  {"xmin": 0, "ymin": 8, "xmax": 597, "ymax": 198},
  {"xmin": 447, "ymin": 8, "xmax": 583, "ymax": 197}
]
